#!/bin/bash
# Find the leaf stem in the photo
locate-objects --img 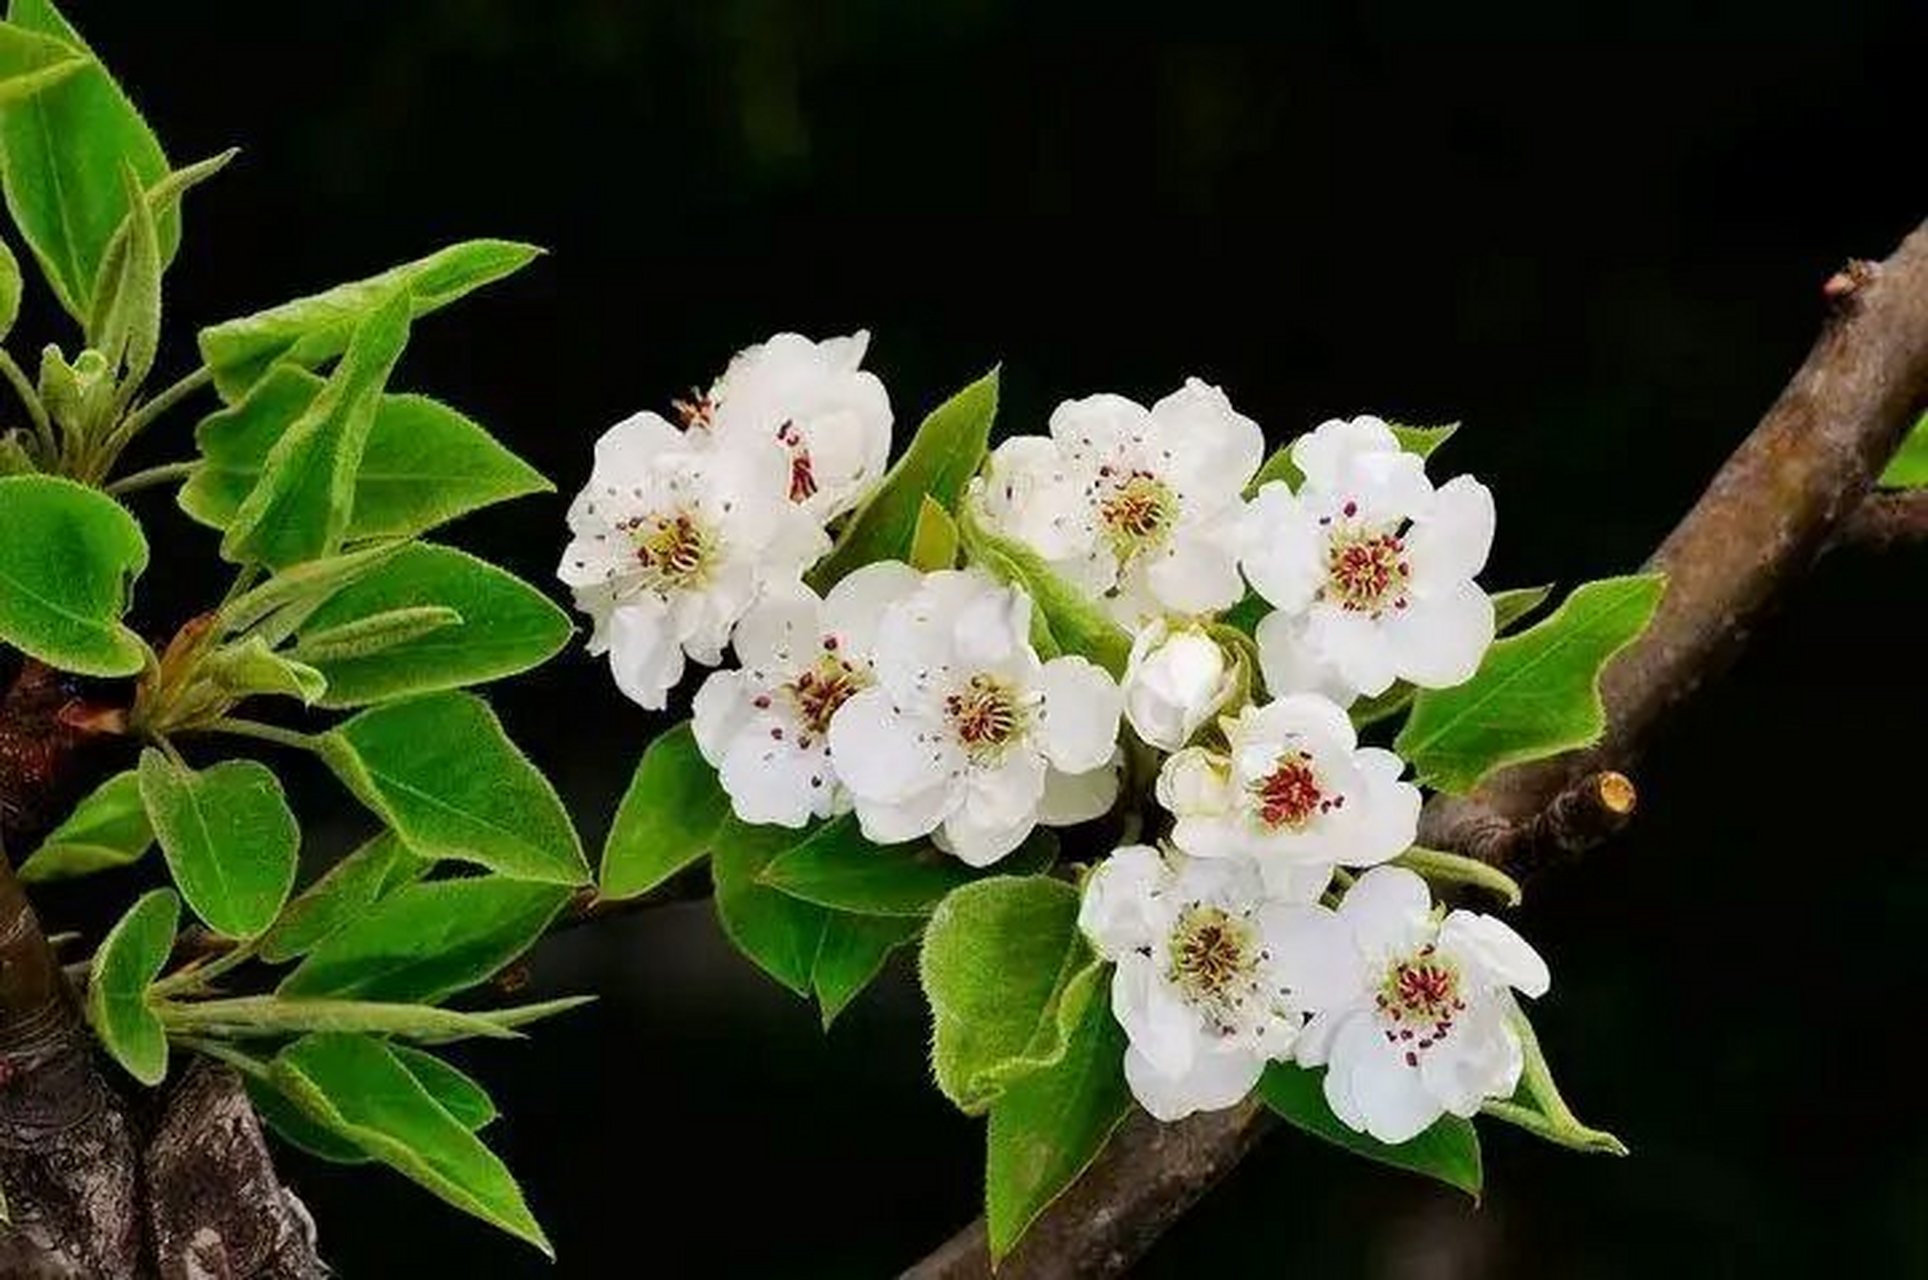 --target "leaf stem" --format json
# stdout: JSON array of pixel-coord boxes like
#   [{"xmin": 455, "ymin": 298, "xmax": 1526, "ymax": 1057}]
[
  {"xmin": 110, "ymin": 363, "xmax": 213, "ymax": 449},
  {"xmin": 151, "ymin": 934, "xmax": 260, "ymax": 998},
  {"xmin": 206, "ymin": 717, "xmax": 315, "ymax": 752},
  {"xmin": 105, "ymin": 458, "xmax": 197, "ymax": 495},
  {"xmin": 1393, "ymin": 845, "xmax": 1524, "ymax": 907},
  {"xmin": 170, "ymin": 1034, "xmax": 273, "ymax": 1082},
  {"xmin": 0, "ymin": 346, "xmax": 54, "ymax": 460}
]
